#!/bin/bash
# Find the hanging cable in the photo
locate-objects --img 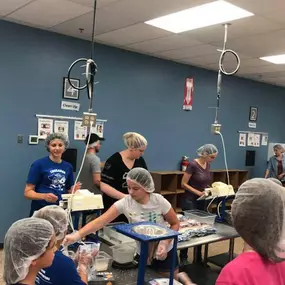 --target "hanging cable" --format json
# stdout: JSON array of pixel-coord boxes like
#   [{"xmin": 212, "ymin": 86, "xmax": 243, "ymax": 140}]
[
  {"xmin": 214, "ymin": 23, "xmax": 241, "ymax": 125},
  {"xmin": 65, "ymin": 0, "xmax": 99, "ymax": 235},
  {"xmin": 67, "ymin": 0, "xmax": 98, "ymax": 113}
]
